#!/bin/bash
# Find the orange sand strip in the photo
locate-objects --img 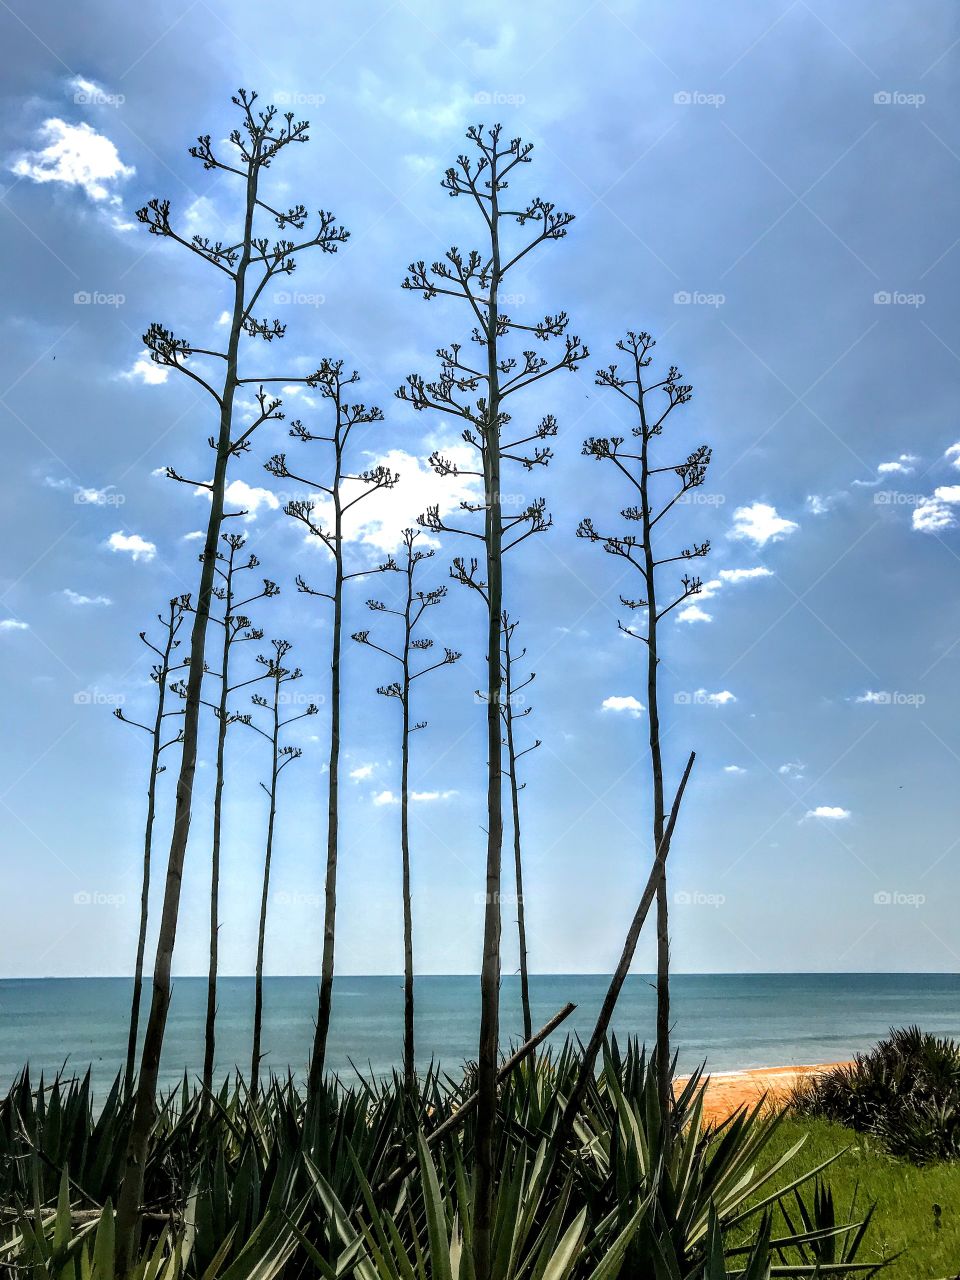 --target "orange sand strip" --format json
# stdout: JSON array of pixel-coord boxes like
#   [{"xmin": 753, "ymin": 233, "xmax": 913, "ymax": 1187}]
[{"xmin": 677, "ymin": 1062, "xmax": 851, "ymax": 1124}]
